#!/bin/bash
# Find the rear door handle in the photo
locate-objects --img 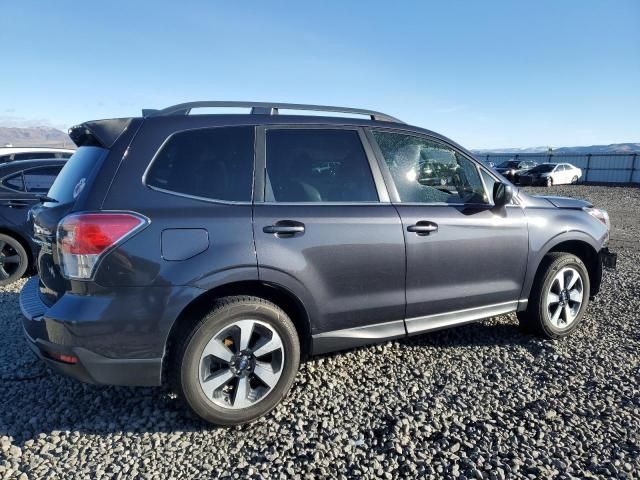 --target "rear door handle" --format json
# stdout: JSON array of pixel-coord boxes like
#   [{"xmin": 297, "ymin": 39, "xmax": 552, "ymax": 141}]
[
  {"xmin": 263, "ymin": 221, "xmax": 305, "ymax": 236},
  {"xmin": 8, "ymin": 200, "xmax": 30, "ymax": 209},
  {"xmin": 407, "ymin": 221, "xmax": 438, "ymax": 236}
]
